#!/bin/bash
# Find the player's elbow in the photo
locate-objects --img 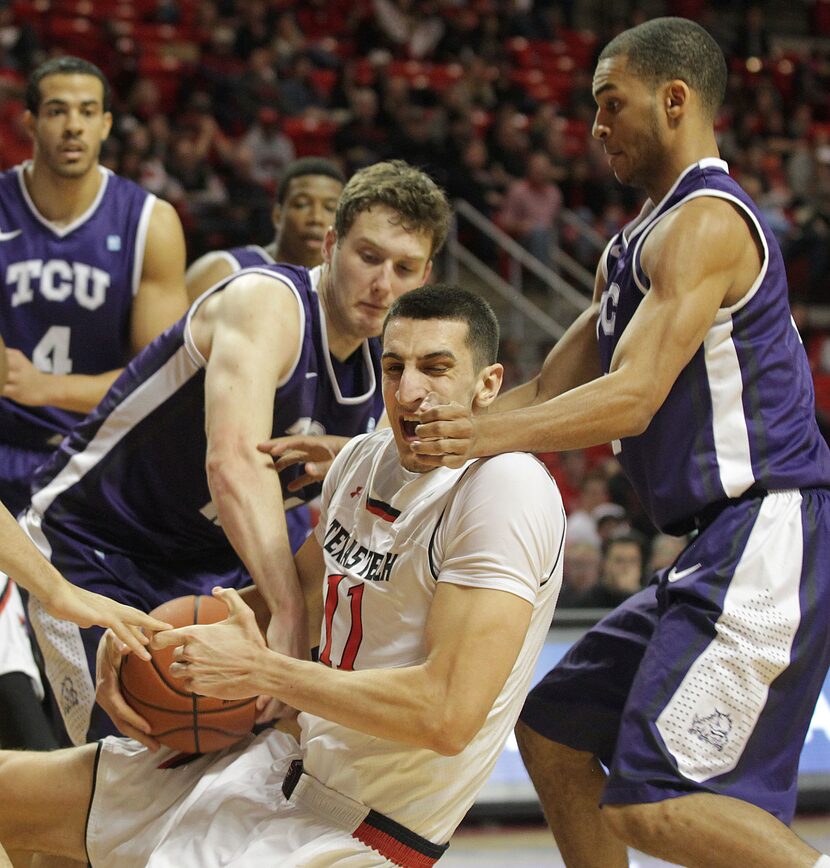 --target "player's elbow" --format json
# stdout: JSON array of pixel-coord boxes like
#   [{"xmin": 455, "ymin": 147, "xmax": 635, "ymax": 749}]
[
  {"xmin": 618, "ymin": 385, "xmax": 662, "ymax": 437},
  {"xmin": 424, "ymin": 706, "xmax": 485, "ymax": 756},
  {"xmin": 205, "ymin": 437, "xmax": 260, "ymax": 496}
]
